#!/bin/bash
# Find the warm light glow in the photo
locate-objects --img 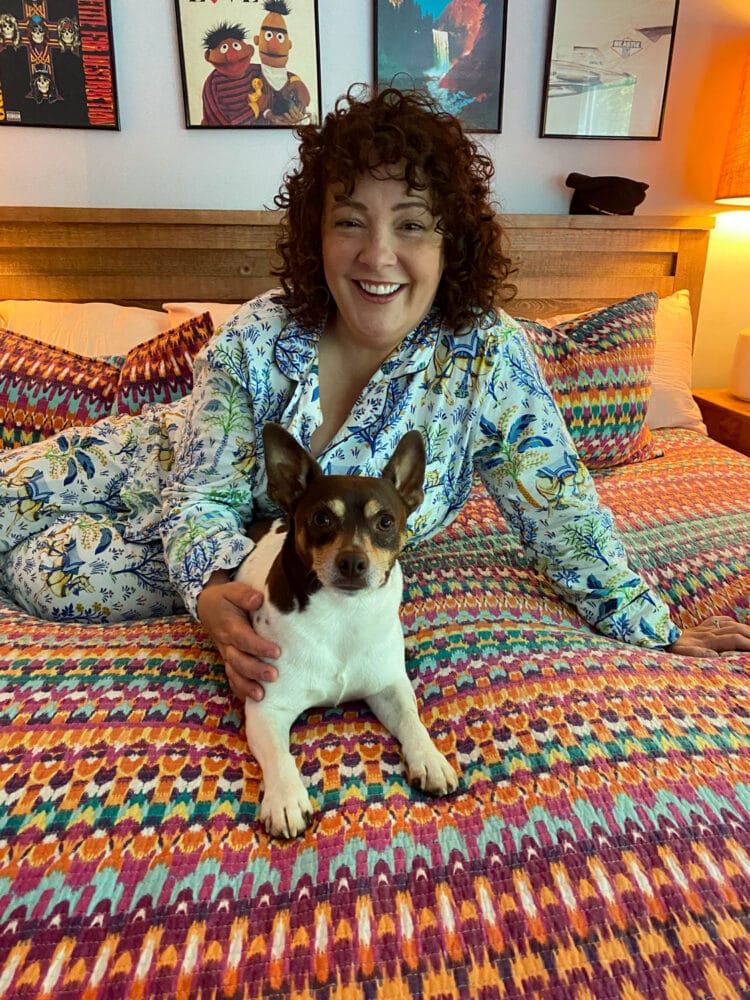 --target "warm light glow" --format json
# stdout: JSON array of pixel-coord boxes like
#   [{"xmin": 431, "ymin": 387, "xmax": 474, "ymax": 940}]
[
  {"xmin": 716, "ymin": 47, "xmax": 750, "ymax": 205},
  {"xmin": 714, "ymin": 209, "xmax": 750, "ymax": 236}
]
